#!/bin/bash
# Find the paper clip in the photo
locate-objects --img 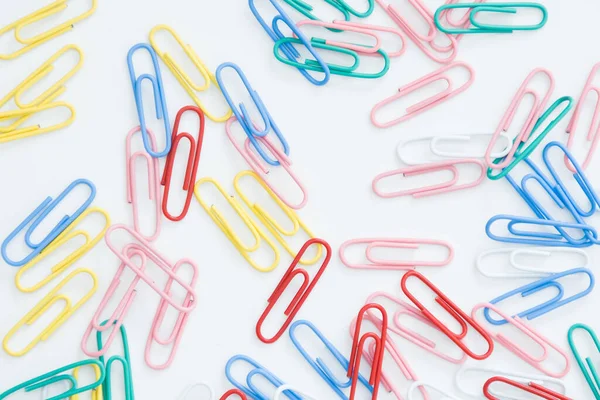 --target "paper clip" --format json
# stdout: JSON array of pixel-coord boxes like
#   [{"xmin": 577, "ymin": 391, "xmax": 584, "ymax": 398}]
[
  {"xmin": 0, "ymin": 1, "xmax": 95, "ymax": 60},
  {"xmin": 434, "ymin": 3, "xmax": 548, "ymax": 34},
  {"xmin": 0, "ymin": 359, "xmax": 105, "ymax": 400},
  {"xmin": 3, "ymin": 269, "xmax": 96, "ymax": 357},
  {"xmin": 15, "ymin": 207, "xmax": 110, "ymax": 293},
  {"xmin": 295, "ymin": 20, "xmax": 384, "ymax": 54},
  {"xmin": 149, "ymin": 25, "xmax": 232, "ymax": 122},
  {"xmin": 407, "ymin": 382, "xmax": 462, "ymax": 400},
  {"xmin": 483, "ymin": 268, "xmax": 595, "ymax": 325},
  {"xmin": 0, "ymin": 102, "xmax": 76, "ymax": 143},
  {"xmin": 372, "ymin": 159, "xmax": 485, "ymax": 198},
  {"xmin": 374, "ymin": 0, "xmax": 457, "ymax": 63},
  {"xmin": 216, "ymin": 62, "xmax": 289, "ymax": 166},
  {"xmin": 127, "ymin": 43, "xmax": 171, "ymax": 158},
  {"xmin": 476, "ymin": 248, "xmax": 590, "ymax": 278},
  {"xmin": 226, "ymin": 118, "xmax": 307, "ymax": 209},
  {"xmin": 256, "ymin": 239, "xmax": 330, "ymax": 343},
  {"xmin": 455, "ymin": 366, "xmax": 567, "ymax": 399},
  {"xmin": 161, "ymin": 106, "xmax": 205, "ymax": 222},
  {"xmin": 289, "ymin": 320, "xmax": 373, "ymax": 400},
  {"xmin": 194, "ymin": 177, "xmax": 280, "ymax": 272},
  {"xmin": 282, "ymin": 0, "xmax": 351, "ymax": 24},
  {"xmin": 339, "ymin": 238, "xmax": 453, "ymax": 270},
  {"xmin": 371, "ymin": 62, "xmax": 474, "ymax": 128},
  {"xmin": 126, "ymin": 126, "xmax": 162, "ymax": 241},
  {"xmin": 273, "ymin": 385, "xmax": 317, "ymax": 400},
  {"xmin": 225, "ymin": 355, "xmax": 301, "ymax": 400},
  {"xmin": 97, "ymin": 323, "xmax": 134, "ymax": 400},
  {"xmin": 220, "ymin": 389, "xmax": 248, "ymax": 400},
  {"xmin": 568, "ymin": 323, "xmax": 600, "ymax": 399},
  {"xmin": 485, "ymin": 68, "xmax": 554, "ymax": 169},
  {"xmin": 81, "ymin": 245, "xmax": 147, "ymax": 358},
  {"xmin": 146, "ymin": 255, "xmax": 198, "ymax": 369},
  {"xmin": 483, "ymin": 376, "xmax": 571, "ymax": 400},
  {"xmin": 234, "ymin": 170, "xmax": 318, "ymax": 263},
  {"xmin": 335, "ymin": 0, "xmax": 375, "ymax": 17},
  {"xmin": 177, "ymin": 383, "xmax": 213, "ymax": 400},
  {"xmin": 1, "ymin": 178, "xmax": 96, "ymax": 267},
  {"xmin": 348, "ymin": 304, "xmax": 387, "ymax": 400},
  {"xmin": 401, "ymin": 270, "xmax": 494, "ymax": 360},
  {"xmin": 366, "ymin": 291, "xmax": 467, "ymax": 363},
  {"xmin": 248, "ymin": 0, "xmax": 330, "ymax": 85},
  {"xmin": 473, "ymin": 303, "xmax": 570, "ymax": 377},
  {"xmin": 565, "ymin": 64, "xmax": 600, "ymax": 171},
  {"xmin": 331, "ymin": 21, "xmax": 406, "ymax": 58}
]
